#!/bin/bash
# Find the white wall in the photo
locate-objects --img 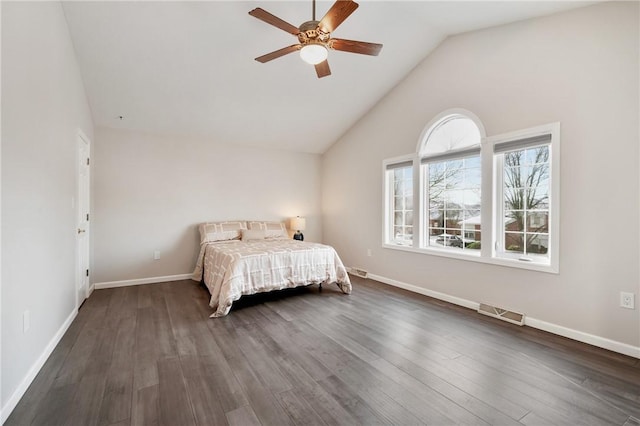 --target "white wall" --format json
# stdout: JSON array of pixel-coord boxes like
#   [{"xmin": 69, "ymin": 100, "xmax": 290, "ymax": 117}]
[
  {"xmin": 92, "ymin": 127, "xmax": 322, "ymax": 284},
  {"xmin": 1, "ymin": 1, "xmax": 94, "ymax": 419},
  {"xmin": 322, "ymin": 2, "xmax": 640, "ymax": 350}
]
